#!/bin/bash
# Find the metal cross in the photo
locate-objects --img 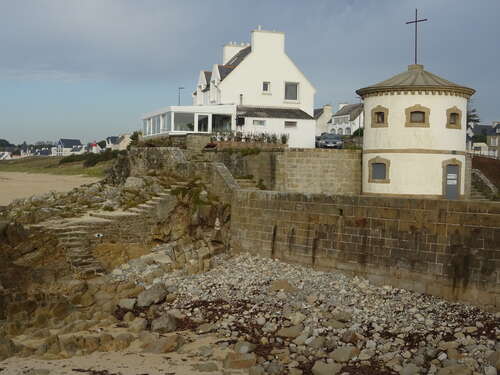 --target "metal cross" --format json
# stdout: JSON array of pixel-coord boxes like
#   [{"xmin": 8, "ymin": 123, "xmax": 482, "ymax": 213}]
[{"xmin": 406, "ymin": 9, "xmax": 428, "ymax": 64}]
